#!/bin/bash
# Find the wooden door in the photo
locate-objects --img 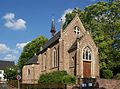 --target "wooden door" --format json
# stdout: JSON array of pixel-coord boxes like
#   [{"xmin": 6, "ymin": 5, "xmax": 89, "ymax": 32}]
[{"xmin": 83, "ymin": 61, "xmax": 91, "ymax": 78}]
